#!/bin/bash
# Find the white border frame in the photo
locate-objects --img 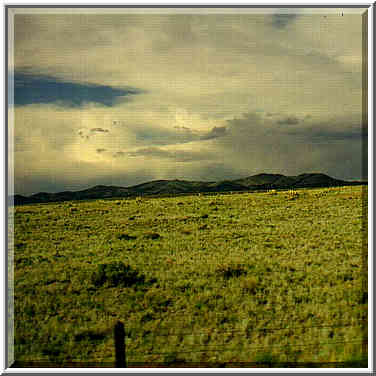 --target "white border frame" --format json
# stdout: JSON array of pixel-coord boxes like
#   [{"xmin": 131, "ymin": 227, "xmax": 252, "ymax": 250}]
[{"xmin": 1, "ymin": 1, "xmax": 373, "ymax": 374}]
